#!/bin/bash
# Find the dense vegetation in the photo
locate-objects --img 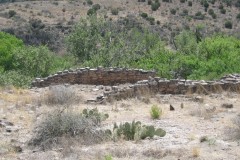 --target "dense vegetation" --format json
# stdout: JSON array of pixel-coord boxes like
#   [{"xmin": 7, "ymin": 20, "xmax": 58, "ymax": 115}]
[{"xmin": 1, "ymin": 16, "xmax": 240, "ymax": 87}]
